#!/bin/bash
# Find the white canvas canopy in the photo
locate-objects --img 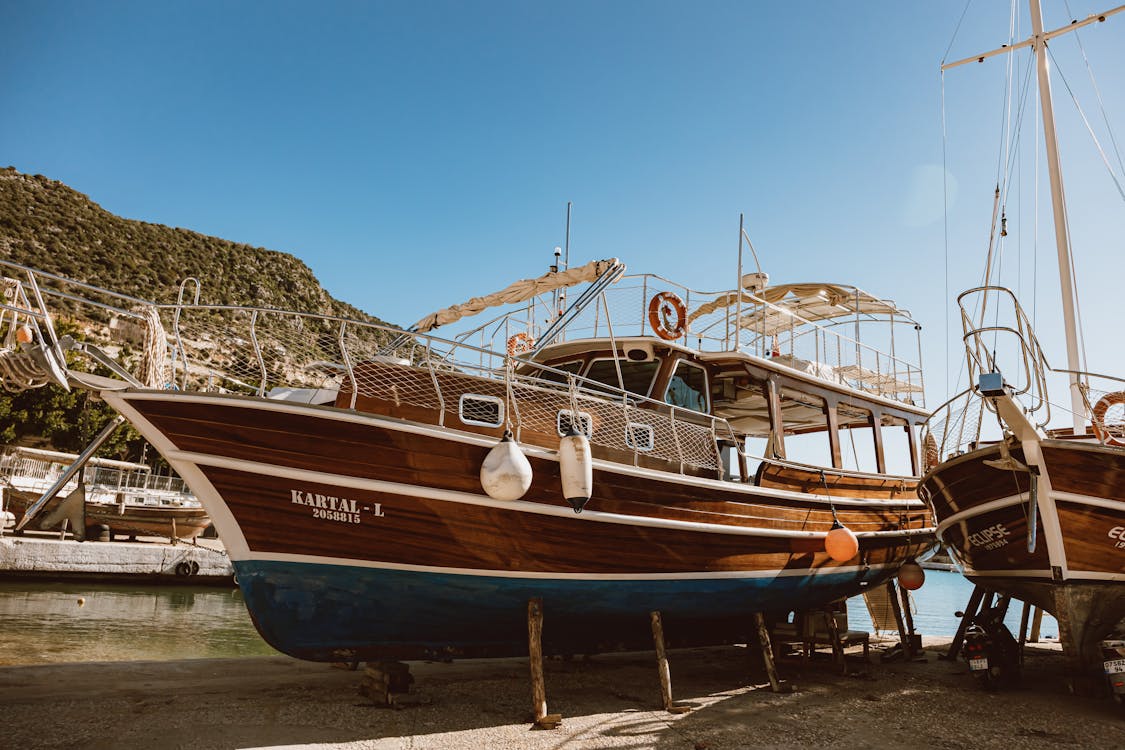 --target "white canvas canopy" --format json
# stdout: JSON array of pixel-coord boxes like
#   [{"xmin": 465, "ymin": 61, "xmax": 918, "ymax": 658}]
[
  {"xmin": 689, "ymin": 283, "xmax": 911, "ymax": 336},
  {"xmin": 411, "ymin": 258, "xmax": 622, "ymax": 333}
]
